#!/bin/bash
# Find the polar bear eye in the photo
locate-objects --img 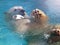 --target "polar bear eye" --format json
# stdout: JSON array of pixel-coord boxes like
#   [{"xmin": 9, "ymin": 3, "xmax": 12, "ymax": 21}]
[{"xmin": 14, "ymin": 9, "xmax": 17, "ymax": 11}]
